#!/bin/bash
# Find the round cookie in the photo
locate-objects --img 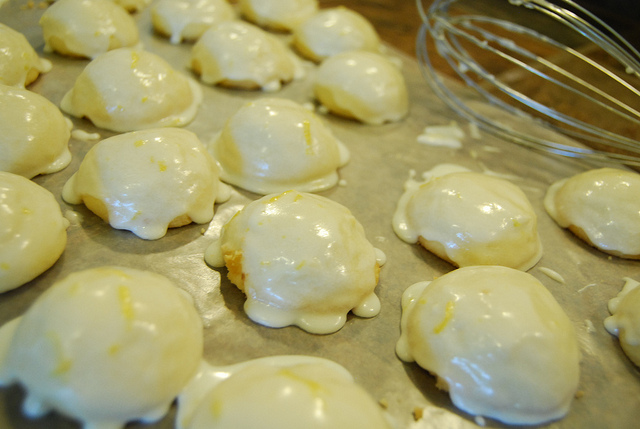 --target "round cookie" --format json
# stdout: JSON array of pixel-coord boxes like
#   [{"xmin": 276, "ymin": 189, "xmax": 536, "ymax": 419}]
[
  {"xmin": 210, "ymin": 97, "xmax": 350, "ymax": 194},
  {"xmin": 544, "ymin": 167, "xmax": 640, "ymax": 258},
  {"xmin": 177, "ymin": 356, "xmax": 392, "ymax": 429},
  {"xmin": 191, "ymin": 20, "xmax": 301, "ymax": 91},
  {"xmin": 39, "ymin": 0, "xmax": 139, "ymax": 59},
  {"xmin": 238, "ymin": 0, "xmax": 318, "ymax": 32},
  {"xmin": 0, "ymin": 266, "xmax": 203, "ymax": 428},
  {"xmin": 314, "ymin": 50, "xmax": 408, "ymax": 124},
  {"xmin": 605, "ymin": 277, "xmax": 640, "ymax": 367},
  {"xmin": 0, "ymin": 23, "xmax": 51, "ymax": 88},
  {"xmin": 60, "ymin": 47, "xmax": 202, "ymax": 132},
  {"xmin": 396, "ymin": 265, "xmax": 581, "ymax": 425},
  {"xmin": 205, "ymin": 190, "xmax": 385, "ymax": 334},
  {"xmin": 0, "ymin": 84, "xmax": 72, "ymax": 179},
  {"xmin": 62, "ymin": 128, "xmax": 230, "ymax": 240},
  {"xmin": 392, "ymin": 165, "xmax": 542, "ymax": 271},
  {"xmin": 151, "ymin": 0, "xmax": 236, "ymax": 44},
  {"xmin": 293, "ymin": 6, "xmax": 380, "ymax": 62},
  {"xmin": 0, "ymin": 172, "xmax": 69, "ymax": 293}
]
